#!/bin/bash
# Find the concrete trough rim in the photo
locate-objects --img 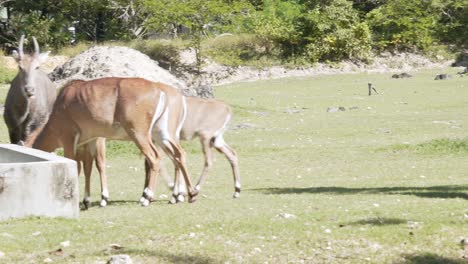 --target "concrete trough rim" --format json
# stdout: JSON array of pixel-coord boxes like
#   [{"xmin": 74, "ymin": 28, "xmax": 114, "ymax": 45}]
[{"xmin": 0, "ymin": 144, "xmax": 75, "ymax": 165}]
